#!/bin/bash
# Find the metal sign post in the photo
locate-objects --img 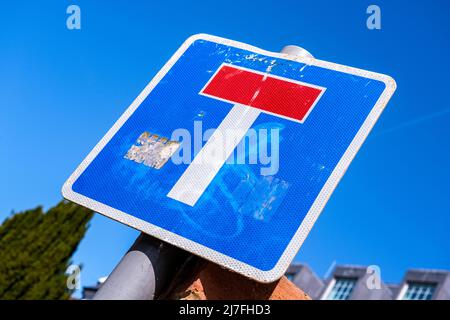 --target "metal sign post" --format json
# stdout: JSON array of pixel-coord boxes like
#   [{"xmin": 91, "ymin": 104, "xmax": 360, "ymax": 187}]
[{"xmin": 92, "ymin": 45, "xmax": 313, "ymax": 300}]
